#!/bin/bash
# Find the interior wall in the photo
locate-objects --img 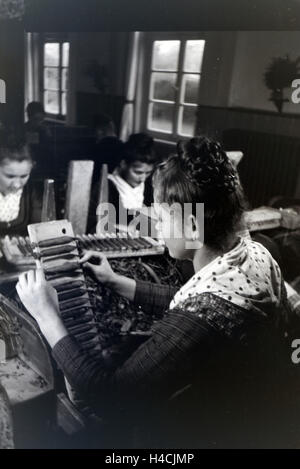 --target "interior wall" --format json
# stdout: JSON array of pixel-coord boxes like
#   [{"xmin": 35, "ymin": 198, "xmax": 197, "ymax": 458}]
[
  {"xmin": 71, "ymin": 32, "xmax": 129, "ymax": 129},
  {"xmin": 198, "ymin": 31, "xmax": 237, "ymax": 108},
  {"xmin": 196, "ymin": 31, "xmax": 300, "ymax": 139},
  {"xmin": 229, "ymin": 31, "xmax": 300, "ymax": 114},
  {"xmin": 0, "ymin": 22, "xmax": 24, "ymax": 130}
]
